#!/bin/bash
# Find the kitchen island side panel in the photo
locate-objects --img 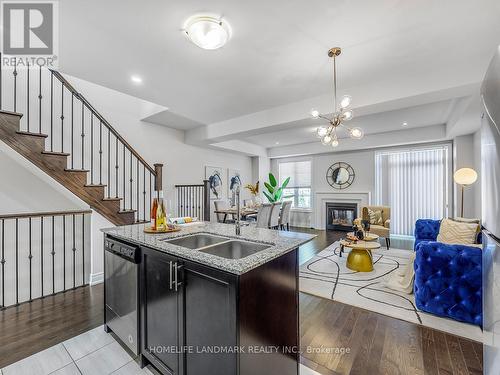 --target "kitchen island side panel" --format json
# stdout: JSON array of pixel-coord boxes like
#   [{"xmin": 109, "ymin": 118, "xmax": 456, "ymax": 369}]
[{"xmin": 238, "ymin": 248, "xmax": 299, "ymax": 375}]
